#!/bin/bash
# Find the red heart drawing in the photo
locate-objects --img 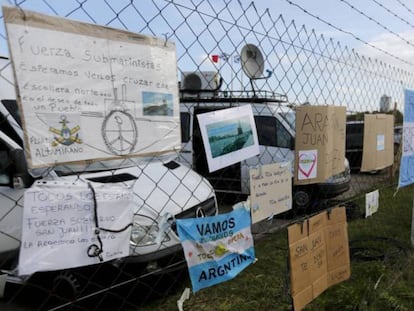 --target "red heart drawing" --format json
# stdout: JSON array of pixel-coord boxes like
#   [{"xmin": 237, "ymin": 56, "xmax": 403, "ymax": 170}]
[
  {"xmin": 298, "ymin": 152, "xmax": 317, "ymax": 178},
  {"xmin": 188, "ymin": 251, "xmax": 193, "ymax": 258}
]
